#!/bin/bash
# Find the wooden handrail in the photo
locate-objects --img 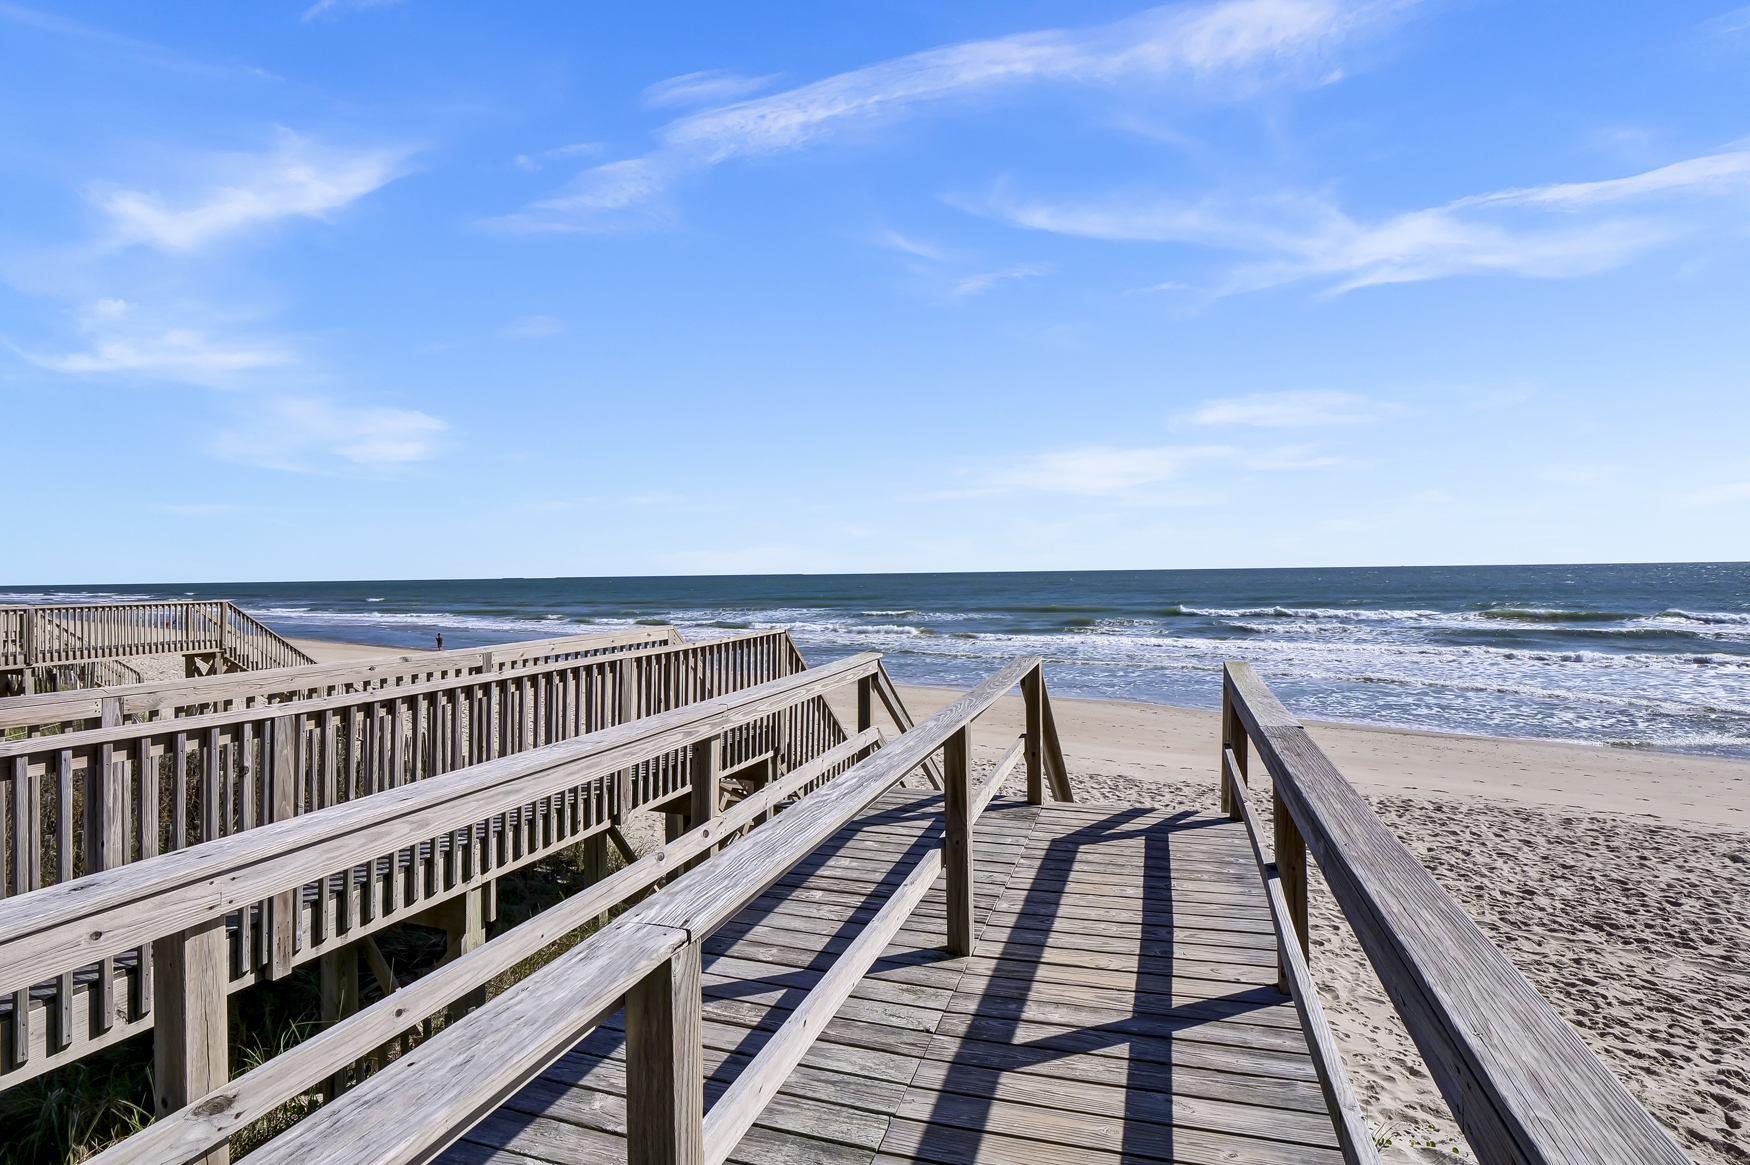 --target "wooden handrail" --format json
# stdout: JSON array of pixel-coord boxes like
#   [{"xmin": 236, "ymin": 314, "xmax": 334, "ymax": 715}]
[
  {"xmin": 0, "ymin": 601, "xmax": 316, "ymax": 674},
  {"xmin": 80, "ymin": 726, "xmax": 883, "ymax": 1165},
  {"xmin": 0, "ymin": 651, "xmax": 880, "ymax": 1002},
  {"xmin": 1222, "ymin": 745, "xmax": 1378, "ymax": 1165},
  {"xmin": 0, "ymin": 629, "xmax": 868, "ymax": 1090},
  {"xmin": 1220, "ymin": 661, "xmax": 1690, "ymax": 1165},
  {"xmin": 239, "ymin": 655, "xmax": 1059, "ymax": 1165},
  {"xmin": 0, "ymin": 626, "xmax": 678, "ymax": 732}
]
